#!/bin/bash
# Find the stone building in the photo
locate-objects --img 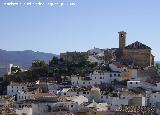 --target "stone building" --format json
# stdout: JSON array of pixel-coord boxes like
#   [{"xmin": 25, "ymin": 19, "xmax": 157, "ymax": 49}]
[
  {"xmin": 60, "ymin": 31, "xmax": 154, "ymax": 67},
  {"xmin": 60, "ymin": 52, "xmax": 88, "ymax": 63},
  {"xmin": 104, "ymin": 49, "xmax": 117, "ymax": 63},
  {"xmin": 117, "ymin": 31, "xmax": 154, "ymax": 67}
]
